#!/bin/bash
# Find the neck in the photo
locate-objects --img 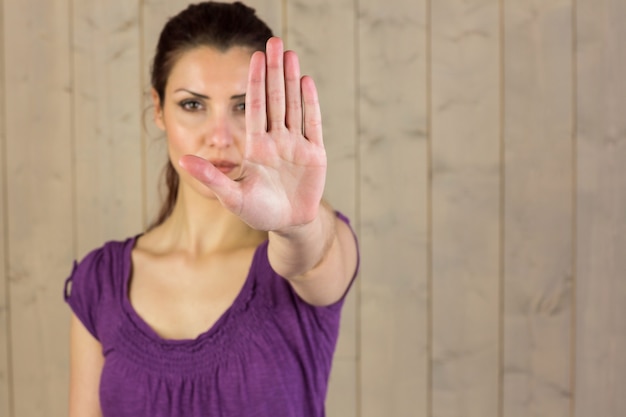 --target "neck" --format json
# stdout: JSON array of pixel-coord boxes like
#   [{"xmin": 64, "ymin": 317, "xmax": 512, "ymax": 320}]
[{"xmin": 148, "ymin": 184, "xmax": 266, "ymax": 256}]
